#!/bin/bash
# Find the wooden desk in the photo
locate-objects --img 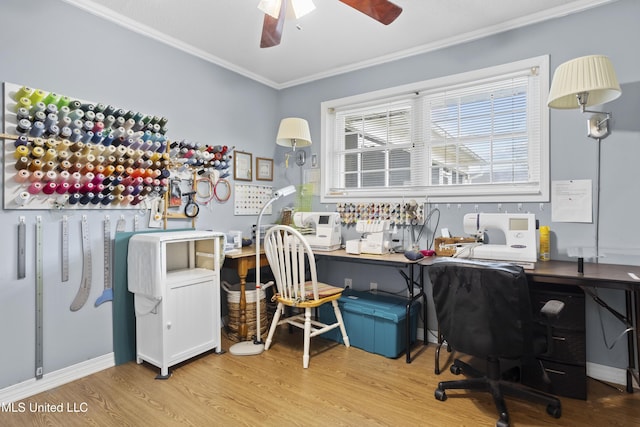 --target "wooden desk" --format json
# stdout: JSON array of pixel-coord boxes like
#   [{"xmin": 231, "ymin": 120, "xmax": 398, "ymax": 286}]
[
  {"xmin": 223, "ymin": 246, "xmax": 269, "ymax": 340},
  {"xmin": 224, "ymin": 247, "xmax": 426, "ymax": 362},
  {"xmin": 421, "ymin": 257, "xmax": 640, "ymax": 394}
]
